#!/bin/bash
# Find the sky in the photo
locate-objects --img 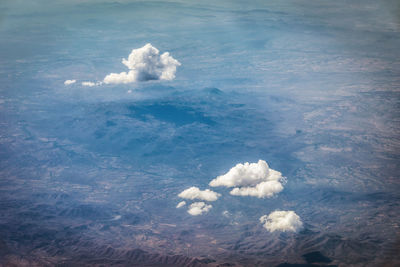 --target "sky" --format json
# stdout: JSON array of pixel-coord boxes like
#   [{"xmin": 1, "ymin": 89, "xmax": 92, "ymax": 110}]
[{"xmin": 0, "ymin": 0, "xmax": 399, "ymax": 266}]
